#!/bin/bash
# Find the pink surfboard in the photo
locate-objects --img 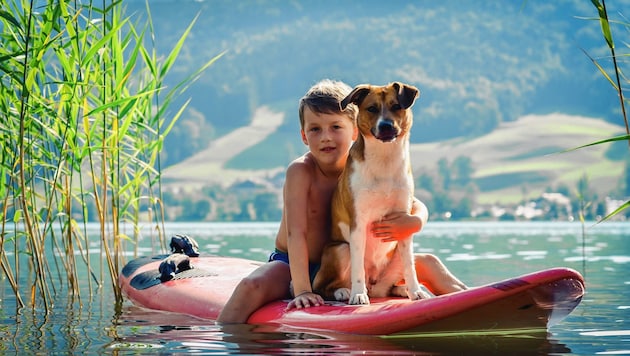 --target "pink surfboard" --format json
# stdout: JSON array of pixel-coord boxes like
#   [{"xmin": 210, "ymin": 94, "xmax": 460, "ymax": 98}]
[{"xmin": 119, "ymin": 254, "xmax": 584, "ymax": 336}]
